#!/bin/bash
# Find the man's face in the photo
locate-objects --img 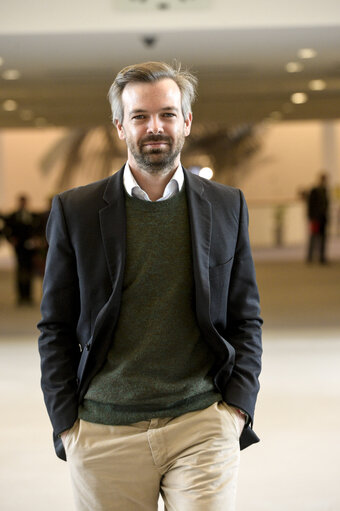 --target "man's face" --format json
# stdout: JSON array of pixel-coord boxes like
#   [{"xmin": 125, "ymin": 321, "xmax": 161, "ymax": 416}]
[{"xmin": 115, "ymin": 78, "xmax": 192, "ymax": 175}]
